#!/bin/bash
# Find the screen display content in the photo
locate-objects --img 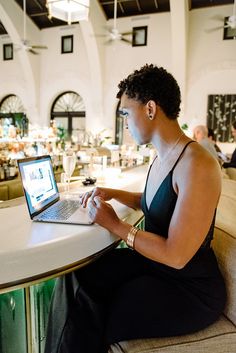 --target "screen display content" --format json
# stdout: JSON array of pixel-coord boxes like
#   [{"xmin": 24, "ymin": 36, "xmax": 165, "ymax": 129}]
[{"xmin": 18, "ymin": 156, "xmax": 59, "ymax": 217}]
